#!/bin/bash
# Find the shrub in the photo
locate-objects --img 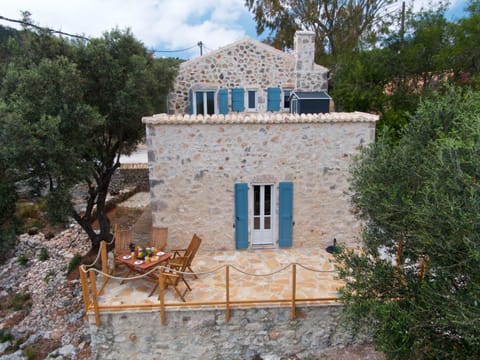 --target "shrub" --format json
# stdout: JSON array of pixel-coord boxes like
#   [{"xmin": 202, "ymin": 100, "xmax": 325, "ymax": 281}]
[
  {"xmin": 10, "ymin": 292, "xmax": 31, "ymax": 311},
  {"xmin": 17, "ymin": 255, "xmax": 28, "ymax": 266},
  {"xmin": 44, "ymin": 270, "xmax": 55, "ymax": 284},
  {"xmin": 24, "ymin": 347, "xmax": 36, "ymax": 360},
  {"xmin": 67, "ymin": 254, "xmax": 82, "ymax": 274},
  {"xmin": 38, "ymin": 247, "xmax": 49, "ymax": 261},
  {"xmin": 0, "ymin": 330, "xmax": 13, "ymax": 343}
]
